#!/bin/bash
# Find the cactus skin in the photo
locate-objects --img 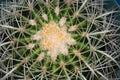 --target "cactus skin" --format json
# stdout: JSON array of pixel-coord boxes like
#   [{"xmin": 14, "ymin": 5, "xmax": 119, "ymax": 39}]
[{"xmin": 0, "ymin": 0, "xmax": 120, "ymax": 80}]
